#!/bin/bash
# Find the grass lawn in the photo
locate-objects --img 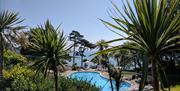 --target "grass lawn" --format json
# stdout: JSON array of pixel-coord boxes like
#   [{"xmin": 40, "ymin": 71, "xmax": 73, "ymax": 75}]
[
  {"xmin": 170, "ymin": 85, "xmax": 180, "ymax": 91},
  {"xmin": 122, "ymin": 71, "xmax": 137, "ymax": 77},
  {"xmin": 163, "ymin": 85, "xmax": 180, "ymax": 91}
]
